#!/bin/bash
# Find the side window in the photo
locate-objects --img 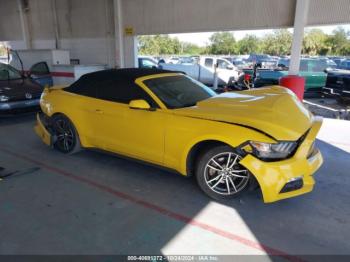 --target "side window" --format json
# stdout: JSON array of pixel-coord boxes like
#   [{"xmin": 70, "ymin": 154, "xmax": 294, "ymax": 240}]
[
  {"xmin": 97, "ymin": 81, "xmax": 158, "ymax": 108},
  {"xmin": 30, "ymin": 62, "xmax": 50, "ymax": 75},
  {"xmin": 204, "ymin": 58, "xmax": 213, "ymax": 68},
  {"xmin": 217, "ymin": 59, "xmax": 230, "ymax": 69},
  {"xmin": 141, "ymin": 59, "xmax": 156, "ymax": 68},
  {"xmin": 299, "ymin": 60, "xmax": 308, "ymax": 71},
  {"xmin": 0, "ymin": 63, "xmax": 22, "ymax": 80},
  {"xmin": 311, "ymin": 61, "xmax": 326, "ymax": 72}
]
